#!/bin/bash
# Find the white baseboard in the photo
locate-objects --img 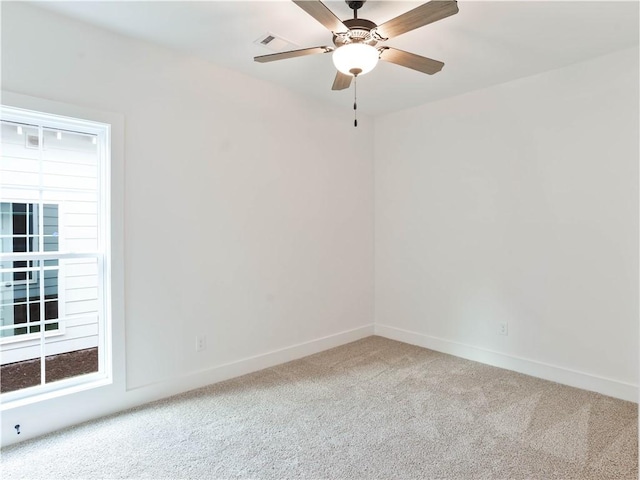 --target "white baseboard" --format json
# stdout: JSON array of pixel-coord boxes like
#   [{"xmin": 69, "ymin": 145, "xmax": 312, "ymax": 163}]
[
  {"xmin": 1, "ymin": 324, "xmax": 375, "ymax": 447},
  {"xmin": 127, "ymin": 323, "xmax": 376, "ymax": 404},
  {"xmin": 375, "ymin": 324, "xmax": 638, "ymax": 403},
  {"xmin": 3, "ymin": 321, "xmax": 633, "ymax": 448}
]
